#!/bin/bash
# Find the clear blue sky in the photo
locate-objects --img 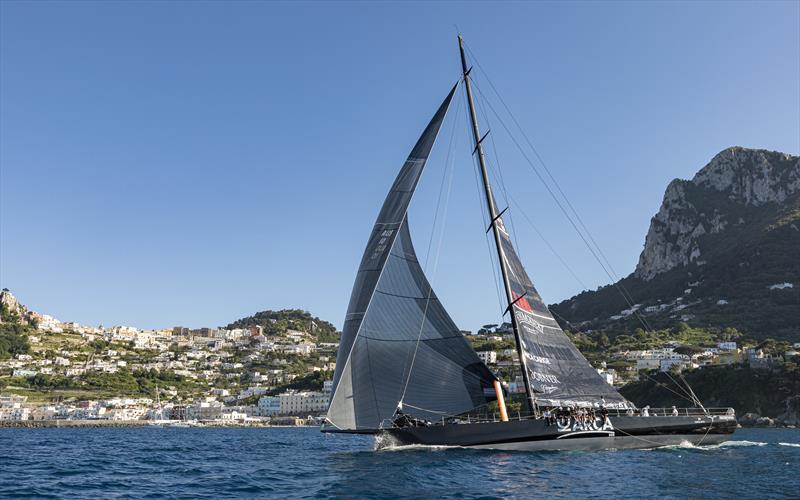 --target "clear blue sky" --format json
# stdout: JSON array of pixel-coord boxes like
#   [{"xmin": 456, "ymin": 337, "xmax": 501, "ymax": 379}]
[{"xmin": 1, "ymin": 1, "xmax": 798, "ymax": 331}]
